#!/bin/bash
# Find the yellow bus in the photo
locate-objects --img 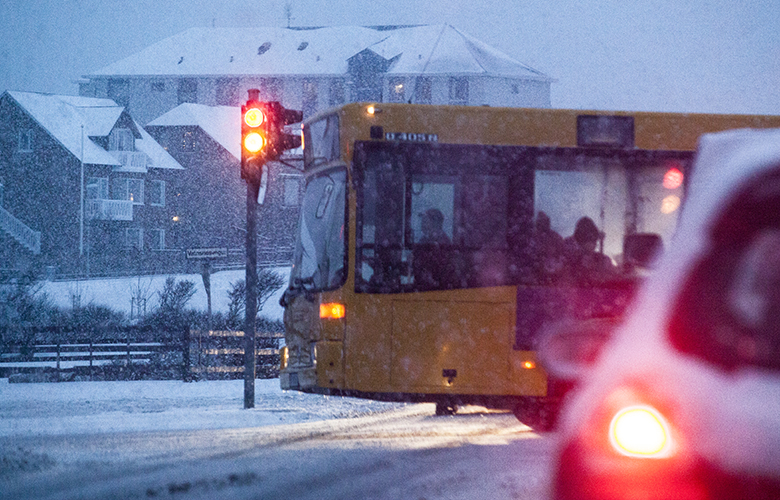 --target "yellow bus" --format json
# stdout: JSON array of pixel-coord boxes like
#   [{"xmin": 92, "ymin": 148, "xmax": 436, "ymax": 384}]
[{"xmin": 279, "ymin": 102, "xmax": 780, "ymax": 429}]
